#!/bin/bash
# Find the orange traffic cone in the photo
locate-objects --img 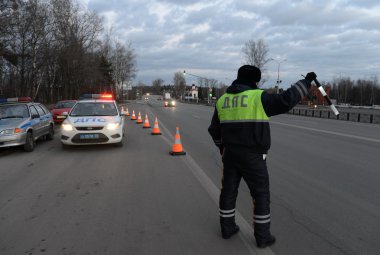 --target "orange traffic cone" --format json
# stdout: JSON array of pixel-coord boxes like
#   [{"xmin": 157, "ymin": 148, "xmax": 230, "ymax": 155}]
[
  {"xmin": 125, "ymin": 108, "xmax": 130, "ymax": 116},
  {"xmin": 170, "ymin": 127, "xmax": 186, "ymax": 155},
  {"xmin": 121, "ymin": 106, "xmax": 124, "ymax": 113},
  {"xmin": 143, "ymin": 114, "xmax": 151, "ymax": 128},
  {"xmin": 136, "ymin": 112, "xmax": 143, "ymax": 124},
  {"xmin": 131, "ymin": 110, "xmax": 136, "ymax": 120},
  {"xmin": 151, "ymin": 117, "xmax": 162, "ymax": 135}
]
